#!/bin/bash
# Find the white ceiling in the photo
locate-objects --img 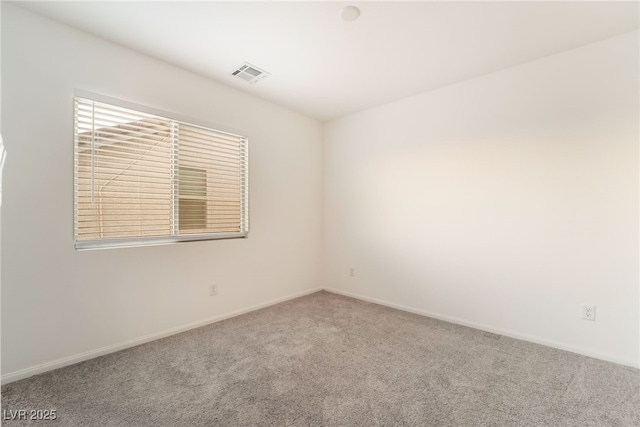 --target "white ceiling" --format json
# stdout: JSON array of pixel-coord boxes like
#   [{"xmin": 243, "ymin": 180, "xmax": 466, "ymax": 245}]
[{"xmin": 13, "ymin": 1, "xmax": 640, "ymax": 122}]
